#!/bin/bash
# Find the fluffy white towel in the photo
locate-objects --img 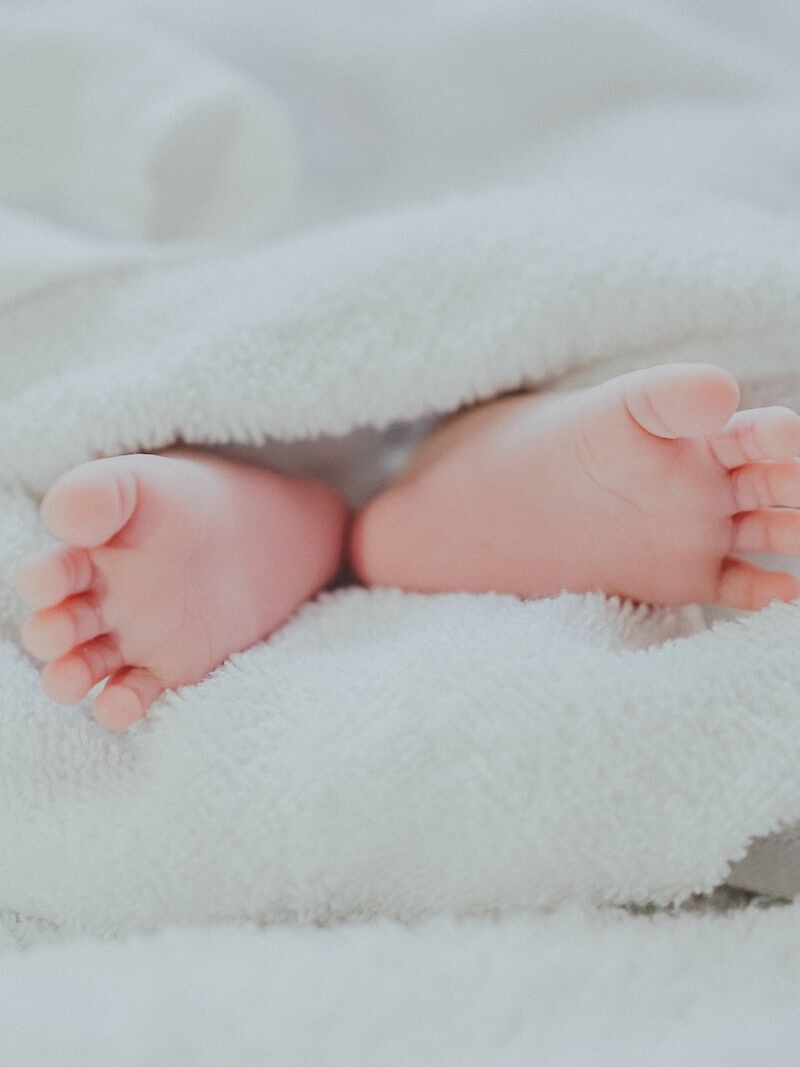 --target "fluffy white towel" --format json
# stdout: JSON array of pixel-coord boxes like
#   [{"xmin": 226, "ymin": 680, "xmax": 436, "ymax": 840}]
[{"xmin": 3, "ymin": 0, "xmax": 800, "ymax": 939}]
